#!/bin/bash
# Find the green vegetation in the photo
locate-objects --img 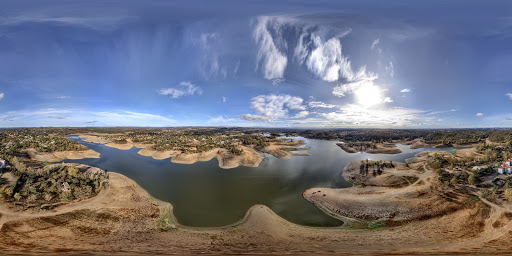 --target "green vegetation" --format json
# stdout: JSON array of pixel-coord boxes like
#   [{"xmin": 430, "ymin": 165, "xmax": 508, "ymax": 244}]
[
  {"xmin": 0, "ymin": 155, "xmax": 107, "ymax": 210},
  {"xmin": 0, "ymin": 128, "xmax": 87, "ymax": 155}
]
